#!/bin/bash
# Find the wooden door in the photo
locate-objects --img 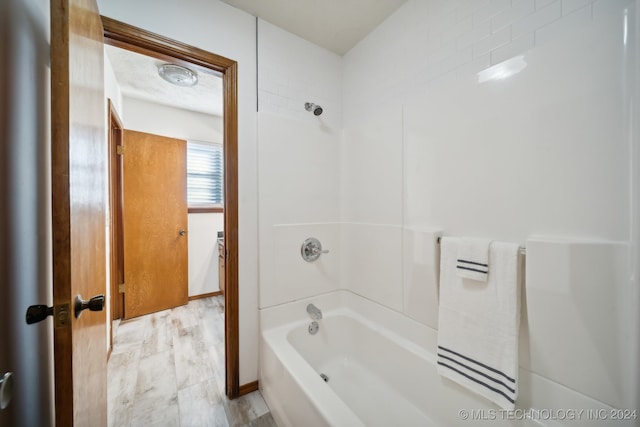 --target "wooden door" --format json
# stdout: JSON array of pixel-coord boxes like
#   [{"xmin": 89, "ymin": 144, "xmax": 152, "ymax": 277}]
[
  {"xmin": 122, "ymin": 130, "xmax": 188, "ymax": 318},
  {"xmin": 50, "ymin": 0, "xmax": 107, "ymax": 425}
]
